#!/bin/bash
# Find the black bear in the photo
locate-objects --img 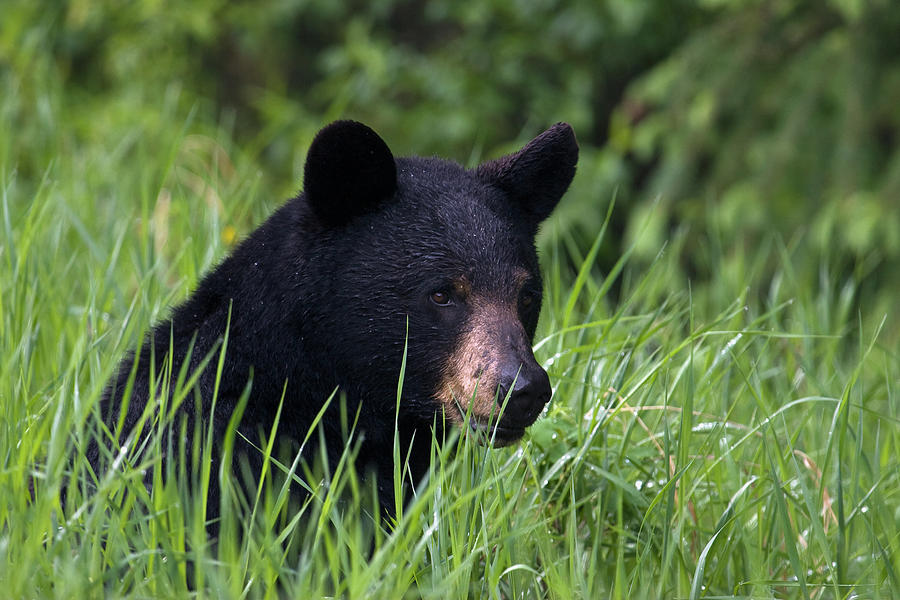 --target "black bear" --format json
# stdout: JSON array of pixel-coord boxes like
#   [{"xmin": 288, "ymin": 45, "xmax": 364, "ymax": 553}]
[{"xmin": 93, "ymin": 120, "xmax": 578, "ymax": 519}]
